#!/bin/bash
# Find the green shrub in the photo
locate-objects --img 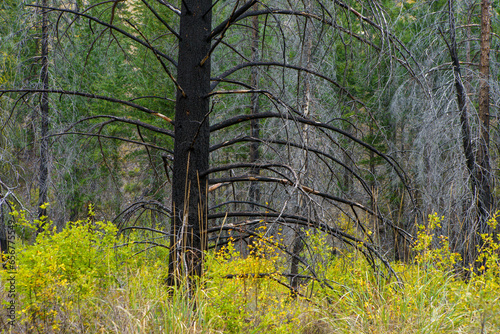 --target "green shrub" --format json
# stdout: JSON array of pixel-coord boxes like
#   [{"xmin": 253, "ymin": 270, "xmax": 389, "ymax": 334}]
[{"xmin": 2, "ymin": 205, "xmax": 133, "ymax": 331}]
